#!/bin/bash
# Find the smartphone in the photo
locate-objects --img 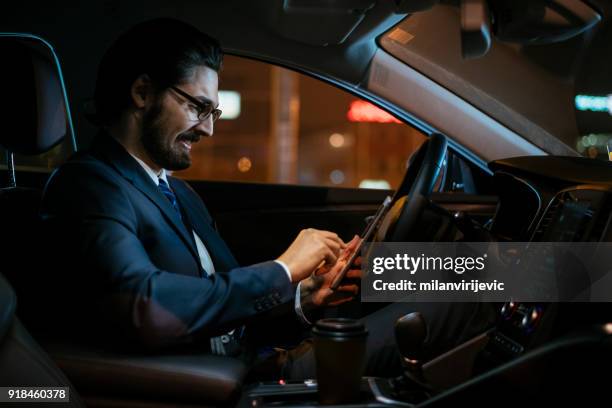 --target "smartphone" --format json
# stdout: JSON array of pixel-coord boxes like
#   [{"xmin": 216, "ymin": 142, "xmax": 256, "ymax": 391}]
[{"xmin": 330, "ymin": 196, "xmax": 392, "ymax": 290}]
